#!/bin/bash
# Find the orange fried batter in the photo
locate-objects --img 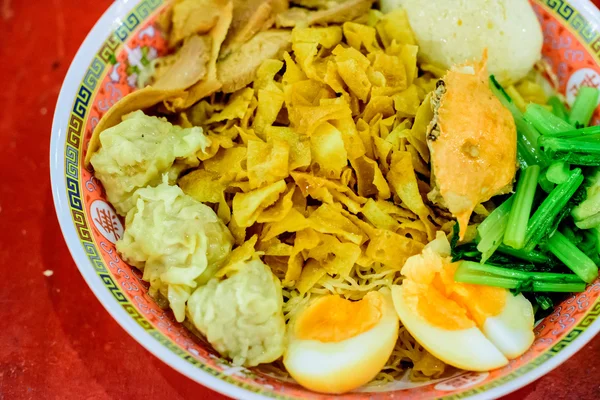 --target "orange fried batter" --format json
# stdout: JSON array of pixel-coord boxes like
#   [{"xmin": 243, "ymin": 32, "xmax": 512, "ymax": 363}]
[{"xmin": 428, "ymin": 52, "xmax": 517, "ymax": 239}]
